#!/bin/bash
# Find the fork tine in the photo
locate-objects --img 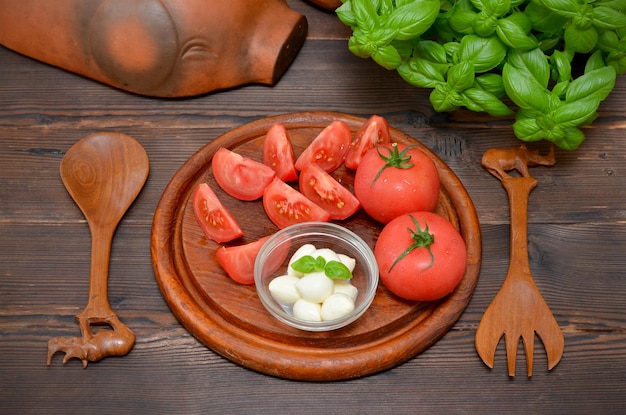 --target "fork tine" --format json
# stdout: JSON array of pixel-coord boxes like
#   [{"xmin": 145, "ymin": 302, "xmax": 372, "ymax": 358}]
[
  {"xmin": 504, "ymin": 332, "xmax": 520, "ymax": 377},
  {"xmin": 522, "ymin": 331, "xmax": 535, "ymax": 377}
]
